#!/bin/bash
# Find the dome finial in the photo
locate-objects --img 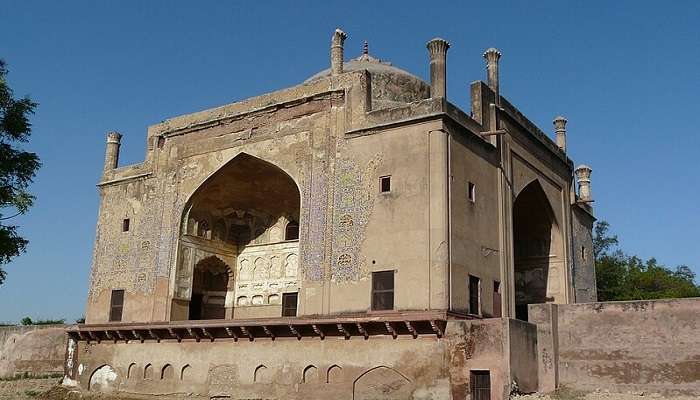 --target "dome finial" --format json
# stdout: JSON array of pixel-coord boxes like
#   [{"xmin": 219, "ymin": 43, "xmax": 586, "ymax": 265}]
[{"xmin": 363, "ymin": 40, "xmax": 369, "ymax": 55}]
